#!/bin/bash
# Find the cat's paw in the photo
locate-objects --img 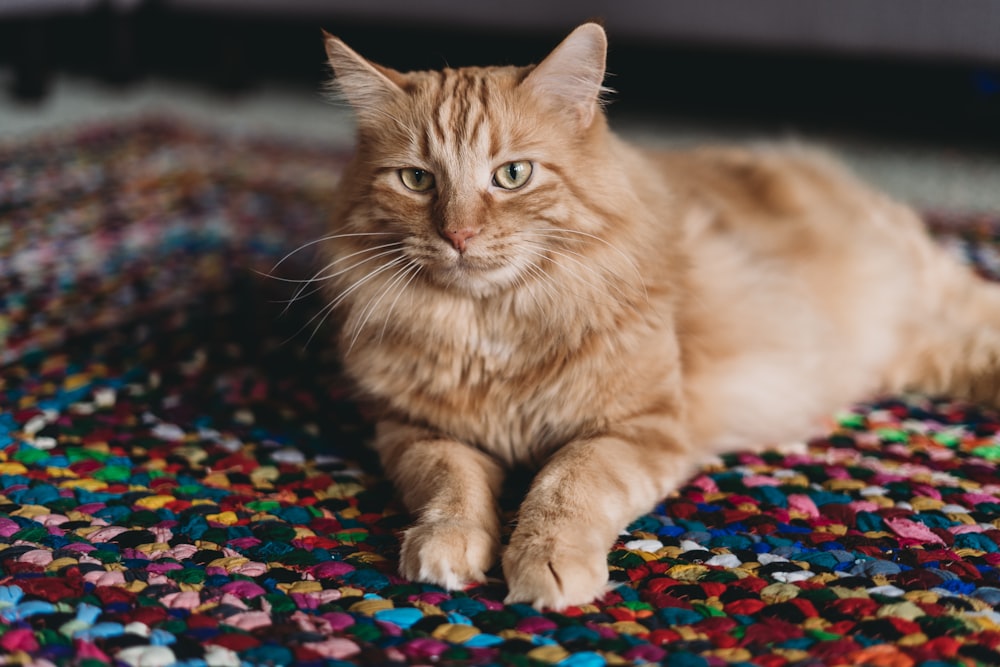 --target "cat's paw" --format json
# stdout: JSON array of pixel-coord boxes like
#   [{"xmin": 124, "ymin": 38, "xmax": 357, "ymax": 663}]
[
  {"xmin": 502, "ymin": 533, "xmax": 610, "ymax": 610},
  {"xmin": 398, "ymin": 520, "xmax": 499, "ymax": 590}
]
